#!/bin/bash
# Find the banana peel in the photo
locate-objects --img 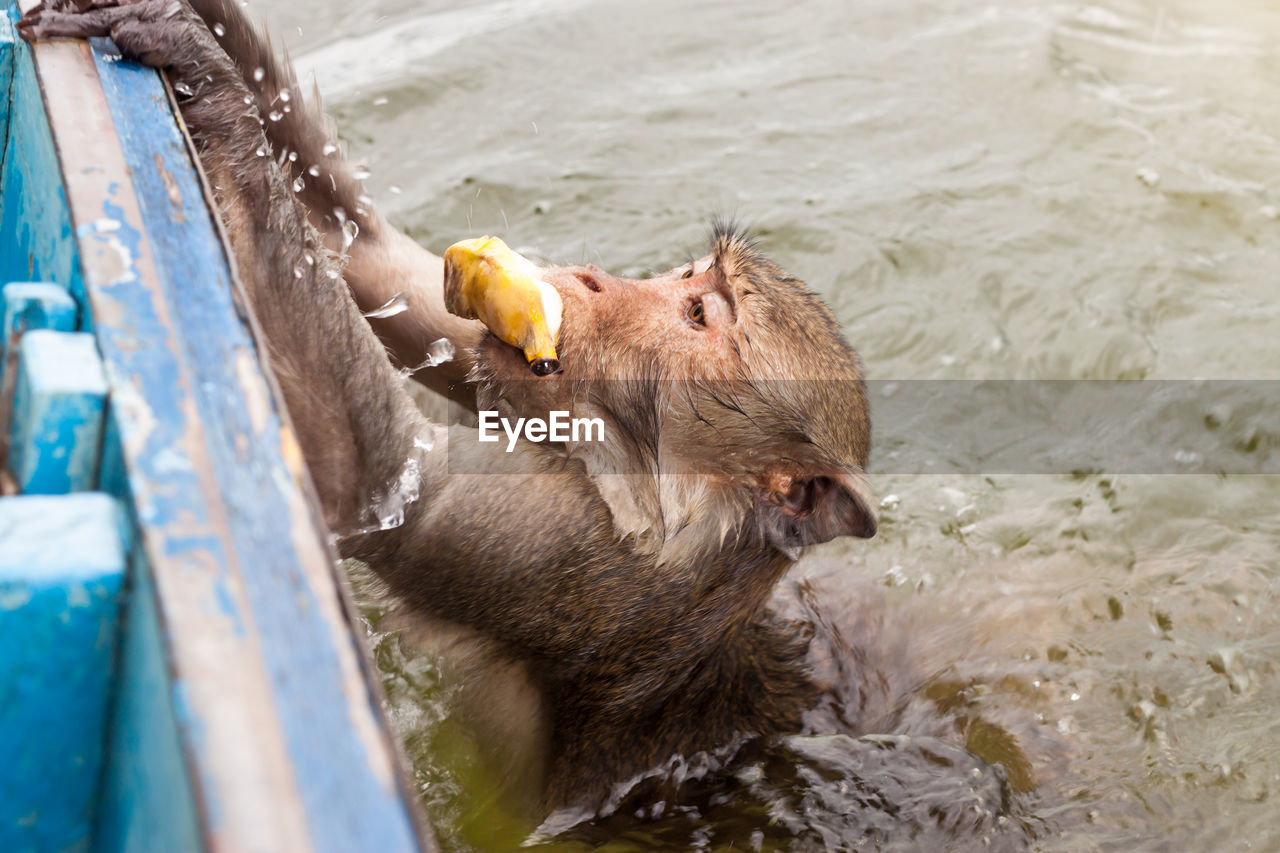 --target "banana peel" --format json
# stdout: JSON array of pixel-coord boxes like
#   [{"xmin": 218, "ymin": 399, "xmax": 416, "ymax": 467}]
[{"xmin": 443, "ymin": 236, "xmax": 562, "ymax": 376}]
